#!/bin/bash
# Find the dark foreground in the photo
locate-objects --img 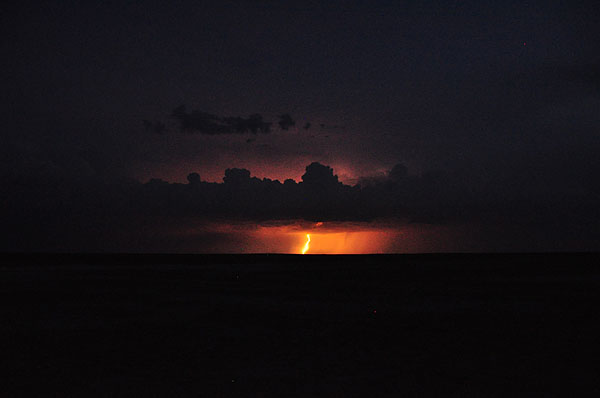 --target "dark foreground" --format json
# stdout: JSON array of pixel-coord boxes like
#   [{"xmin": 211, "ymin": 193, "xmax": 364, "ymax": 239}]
[{"xmin": 2, "ymin": 253, "xmax": 600, "ymax": 397}]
